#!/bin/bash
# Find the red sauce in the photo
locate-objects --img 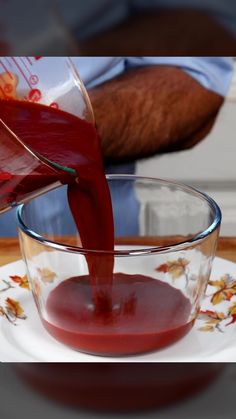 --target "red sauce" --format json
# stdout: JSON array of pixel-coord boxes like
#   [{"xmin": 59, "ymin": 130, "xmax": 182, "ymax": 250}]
[
  {"xmin": 0, "ymin": 99, "xmax": 114, "ymax": 283},
  {"xmin": 43, "ymin": 273, "xmax": 192, "ymax": 355},
  {"xmin": 0, "ymin": 99, "xmax": 193, "ymax": 354}
]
